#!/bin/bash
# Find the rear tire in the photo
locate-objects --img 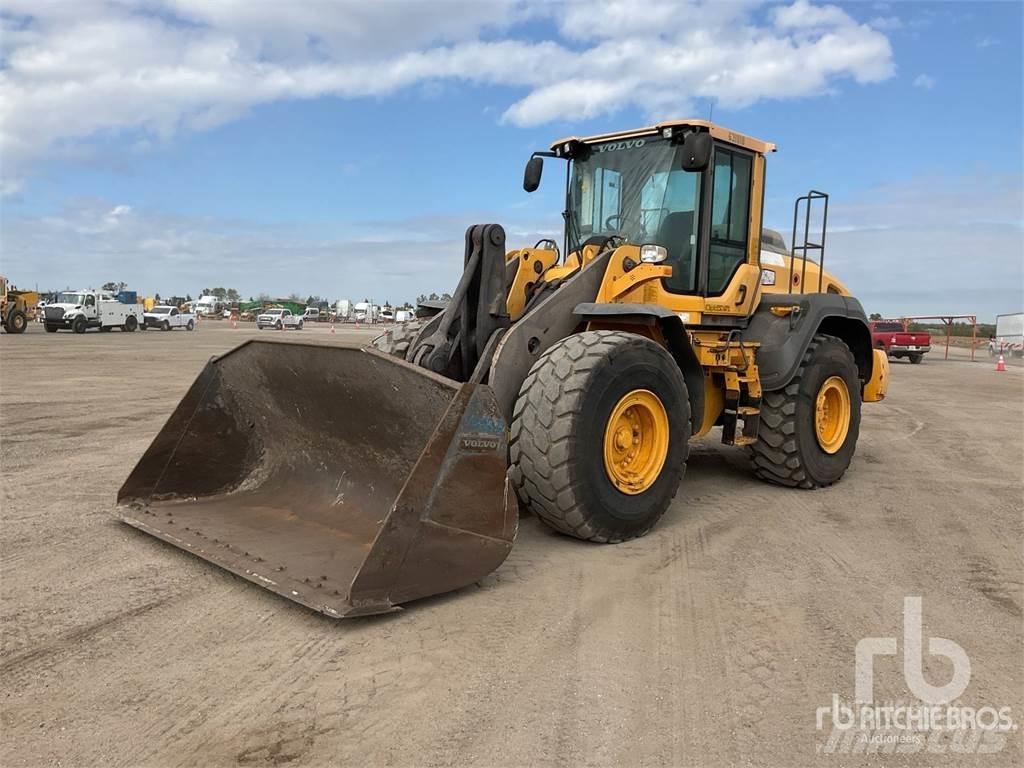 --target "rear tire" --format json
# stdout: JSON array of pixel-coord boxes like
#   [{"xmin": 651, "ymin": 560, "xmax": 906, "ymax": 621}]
[
  {"xmin": 909, "ymin": 353, "xmax": 923, "ymax": 364},
  {"xmin": 509, "ymin": 331, "xmax": 690, "ymax": 543},
  {"xmin": 125, "ymin": 316, "xmax": 137, "ymax": 332},
  {"xmin": 748, "ymin": 334, "xmax": 861, "ymax": 489}
]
